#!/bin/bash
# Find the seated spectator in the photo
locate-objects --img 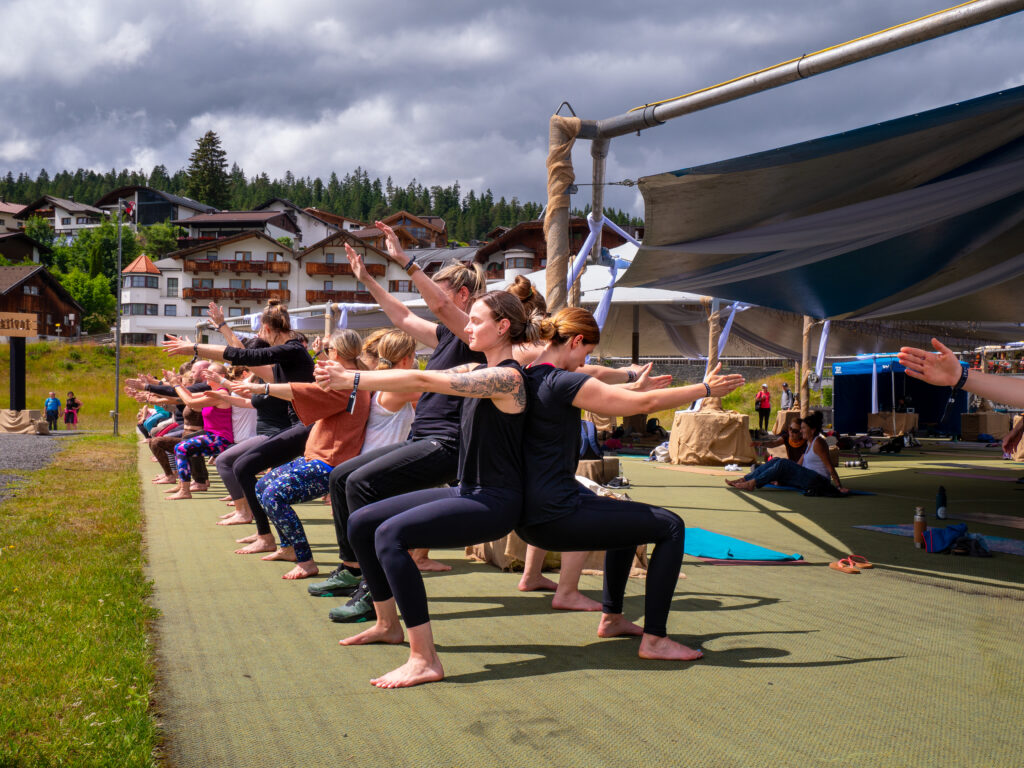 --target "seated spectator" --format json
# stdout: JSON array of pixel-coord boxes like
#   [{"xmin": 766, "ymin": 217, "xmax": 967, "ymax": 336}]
[
  {"xmin": 756, "ymin": 417, "xmax": 806, "ymax": 461},
  {"xmin": 727, "ymin": 412, "xmax": 848, "ymax": 495}
]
